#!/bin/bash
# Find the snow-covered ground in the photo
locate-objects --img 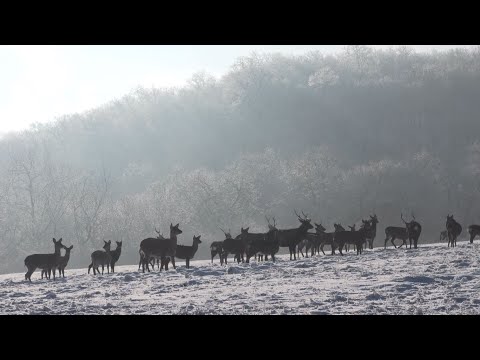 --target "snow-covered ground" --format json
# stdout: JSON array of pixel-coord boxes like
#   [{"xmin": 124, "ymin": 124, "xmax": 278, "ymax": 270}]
[{"xmin": 1, "ymin": 241, "xmax": 480, "ymax": 314}]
